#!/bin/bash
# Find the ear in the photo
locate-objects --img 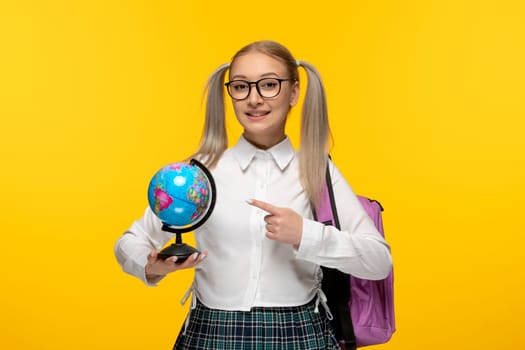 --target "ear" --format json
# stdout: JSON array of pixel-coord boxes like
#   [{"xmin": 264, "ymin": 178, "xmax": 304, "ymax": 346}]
[{"xmin": 289, "ymin": 80, "xmax": 300, "ymax": 107}]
